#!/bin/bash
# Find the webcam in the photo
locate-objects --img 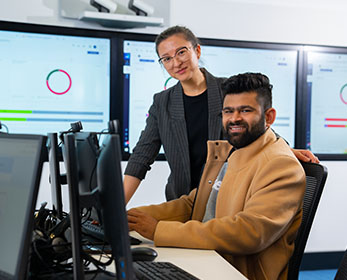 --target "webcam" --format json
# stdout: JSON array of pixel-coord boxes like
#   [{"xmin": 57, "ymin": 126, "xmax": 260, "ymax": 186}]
[
  {"xmin": 128, "ymin": 0, "xmax": 154, "ymax": 16},
  {"xmin": 90, "ymin": 0, "xmax": 118, "ymax": 13}
]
